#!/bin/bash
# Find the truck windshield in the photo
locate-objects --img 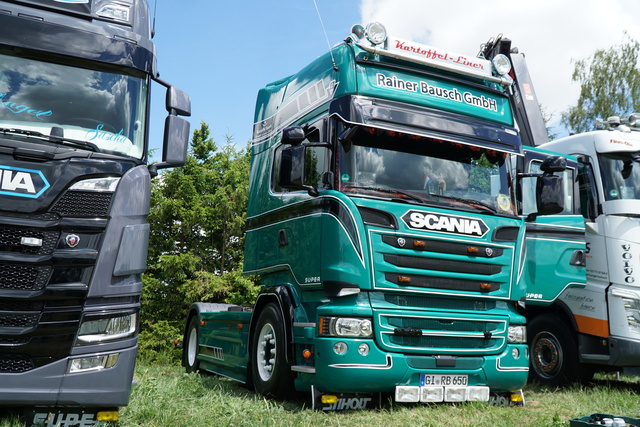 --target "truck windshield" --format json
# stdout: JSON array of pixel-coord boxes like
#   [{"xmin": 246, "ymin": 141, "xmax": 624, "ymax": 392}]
[
  {"xmin": 0, "ymin": 51, "xmax": 147, "ymax": 159},
  {"xmin": 599, "ymin": 152, "xmax": 640, "ymax": 201},
  {"xmin": 337, "ymin": 127, "xmax": 516, "ymax": 215}
]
